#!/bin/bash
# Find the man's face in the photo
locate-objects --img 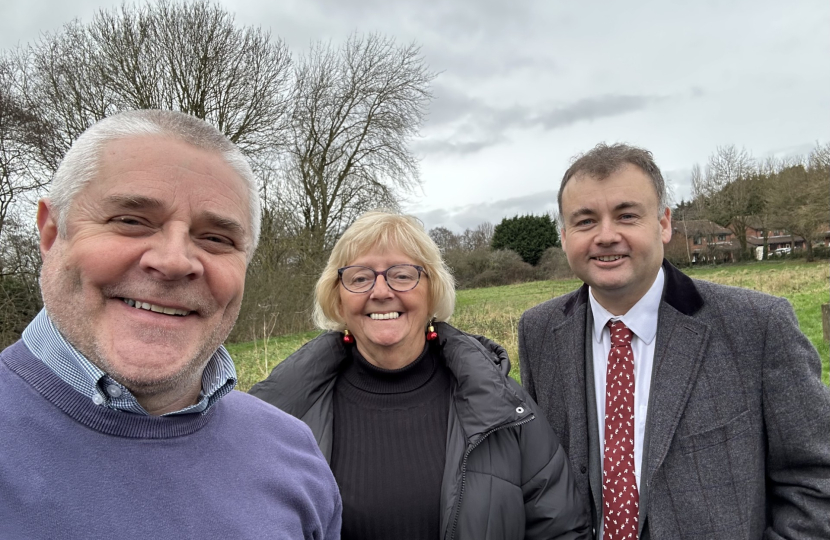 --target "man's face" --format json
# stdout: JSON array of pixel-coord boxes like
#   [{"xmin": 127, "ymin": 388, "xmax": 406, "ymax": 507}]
[
  {"xmin": 38, "ymin": 136, "xmax": 250, "ymax": 400},
  {"xmin": 560, "ymin": 164, "xmax": 671, "ymax": 315}
]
